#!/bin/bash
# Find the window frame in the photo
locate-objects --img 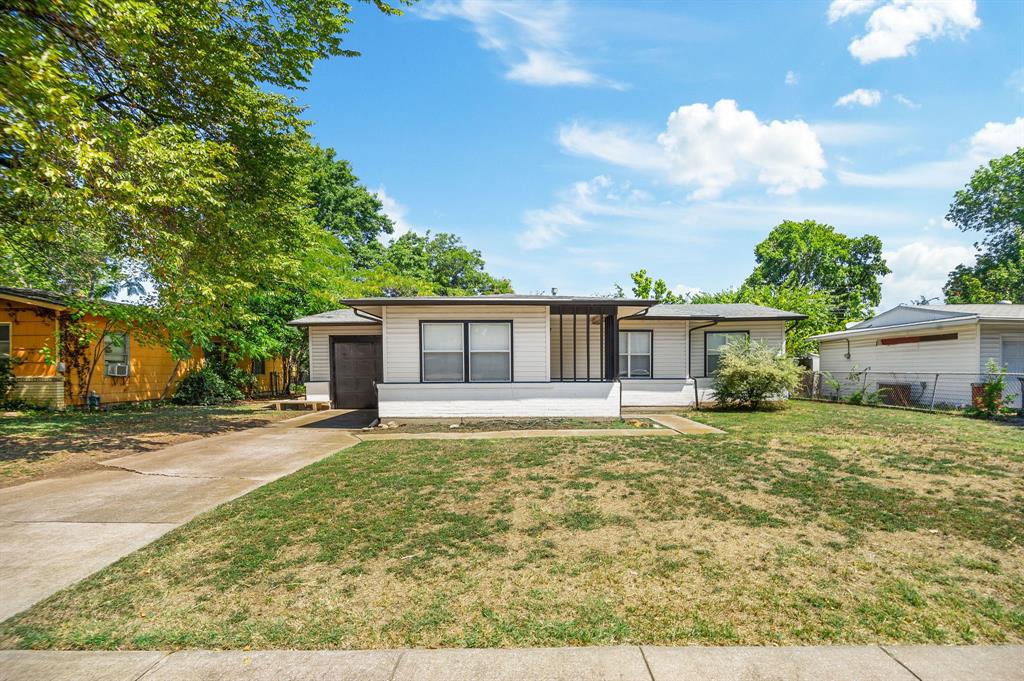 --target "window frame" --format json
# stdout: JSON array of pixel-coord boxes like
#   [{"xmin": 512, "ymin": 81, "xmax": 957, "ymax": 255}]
[
  {"xmin": 618, "ymin": 330, "xmax": 653, "ymax": 379},
  {"xmin": 251, "ymin": 358, "xmax": 266, "ymax": 376},
  {"xmin": 103, "ymin": 331, "xmax": 131, "ymax": 377},
  {"xmin": 419, "ymin": 320, "xmax": 514, "ymax": 384},
  {"xmin": 704, "ymin": 330, "xmax": 749, "ymax": 376},
  {"xmin": 1001, "ymin": 335, "xmax": 1024, "ymax": 374},
  {"xmin": 0, "ymin": 322, "xmax": 10, "ymax": 359},
  {"xmin": 468, "ymin": 321, "xmax": 512, "ymax": 383}
]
